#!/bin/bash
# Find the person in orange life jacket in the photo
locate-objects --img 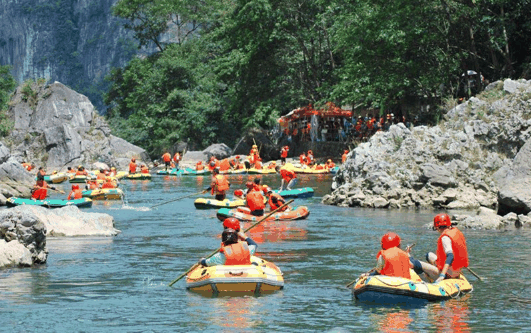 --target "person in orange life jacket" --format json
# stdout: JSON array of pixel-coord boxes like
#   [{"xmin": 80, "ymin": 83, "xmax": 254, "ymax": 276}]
[
  {"xmin": 173, "ymin": 152, "xmax": 181, "ymax": 169},
  {"xmin": 162, "ymin": 152, "xmax": 172, "ymax": 170},
  {"xmin": 67, "ymin": 167, "xmax": 76, "ymax": 174},
  {"xmin": 254, "ymin": 158, "xmax": 263, "ymax": 169},
  {"xmin": 276, "ymin": 166, "xmax": 297, "ymax": 191},
  {"xmin": 76, "ymin": 166, "xmax": 88, "ymax": 176},
  {"xmin": 219, "ymin": 158, "xmax": 231, "ymax": 172},
  {"xmin": 96, "ymin": 169, "xmax": 106, "ymax": 180},
  {"xmin": 246, "ymin": 186, "xmax": 266, "ymax": 216},
  {"xmin": 409, "ymin": 213, "xmax": 469, "ymax": 283},
  {"xmin": 206, "ymin": 167, "xmax": 230, "ymax": 201},
  {"xmin": 264, "ymin": 187, "xmax": 289, "ymax": 212},
  {"xmin": 129, "ymin": 158, "xmax": 137, "ymax": 174},
  {"xmin": 195, "ymin": 161, "xmax": 205, "ymax": 171},
  {"xmin": 86, "ymin": 179, "xmax": 99, "ymax": 190},
  {"xmin": 341, "ymin": 150, "xmax": 349, "ymax": 164},
  {"xmin": 199, "ymin": 228, "xmax": 257, "ymax": 267},
  {"xmin": 67, "ymin": 184, "xmax": 83, "ymax": 200},
  {"xmin": 233, "ymin": 189, "xmax": 245, "ymax": 200},
  {"xmin": 365, "ymin": 232, "xmax": 413, "ymax": 279},
  {"xmin": 32, "ymin": 168, "xmax": 55, "ymax": 200},
  {"xmin": 22, "ymin": 162, "xmax": 34, "ymax": 171},
  {"xmin": 325, "ymin": 159, "xmax": 335, "ymax": 169},
  {"xmin": 101, "ymin": 176, "xmax": 117, "ymax": 189},
  {"xmin": 299, "ymin": 152, "xmax": 307, "ymax": 166},
  {"xmin": 244, "ymin": 181, "xmax": 254, "ymax": 196},
  {"xmin": 307, "ymin": 150, "xmax": 314, "ymax": 166},
  {"xmin": 266, "ymin": 161, "xmax": 277, "ymax": 169},
  {"xmin": 280, "ymin": 146, "xmax": 289, "ymax": 164},
  {"xmin": 252, "ymin": 177, "xmax": 263, "ymax": 192},
  {"xmin": 140, "ymin": 164, "xmax": 149, "ymax": 174}
]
